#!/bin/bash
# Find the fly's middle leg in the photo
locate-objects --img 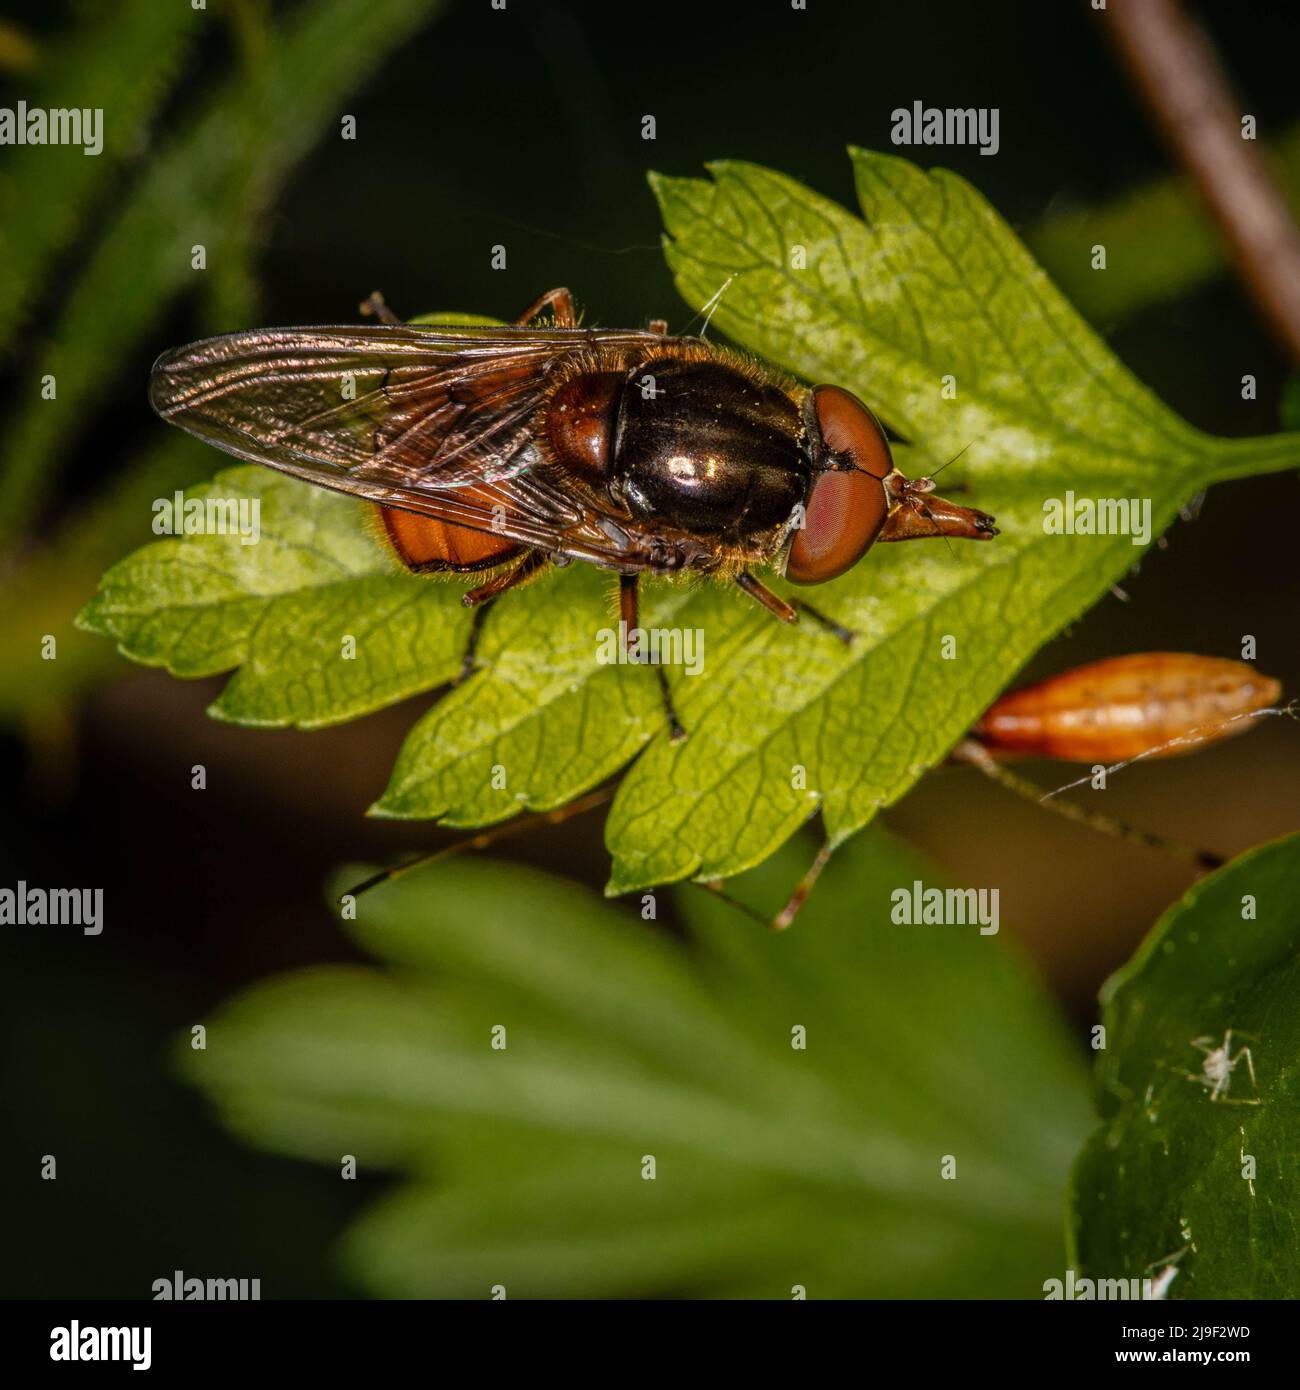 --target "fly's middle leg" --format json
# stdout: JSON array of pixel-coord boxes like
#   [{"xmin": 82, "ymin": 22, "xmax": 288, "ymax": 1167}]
[{"xmin": 620, "ymin": 573, "xmax": 686, "ymax": 744}]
